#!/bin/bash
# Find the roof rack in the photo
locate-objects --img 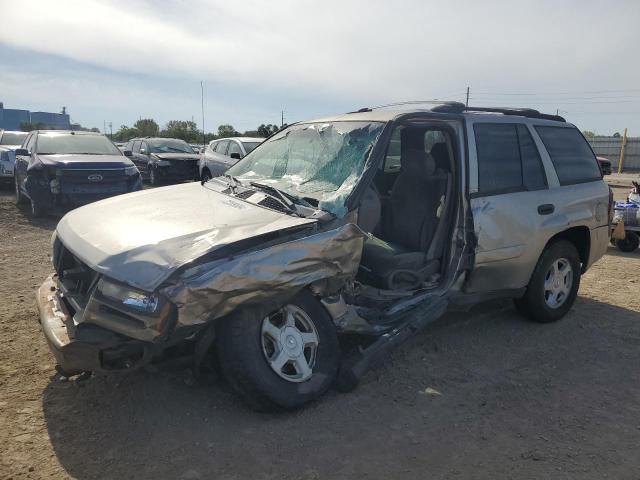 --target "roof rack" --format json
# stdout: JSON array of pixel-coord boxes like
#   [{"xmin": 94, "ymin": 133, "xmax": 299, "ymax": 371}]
[
  {"xmin": 432, "ymin": 103, "xmax": 566, "ymax": 122},
  {"xmin": 348, "ymin": 101, "xmax": 565, "ymax": 122}
]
